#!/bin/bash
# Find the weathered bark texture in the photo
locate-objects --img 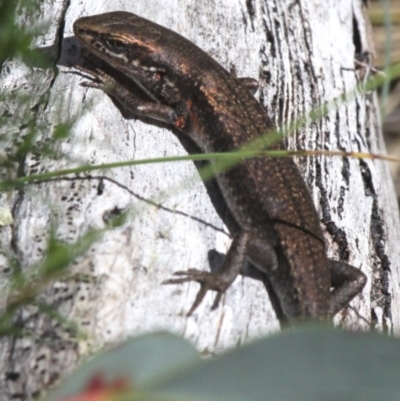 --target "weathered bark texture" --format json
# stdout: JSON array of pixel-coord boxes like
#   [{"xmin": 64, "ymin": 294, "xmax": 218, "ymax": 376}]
[{"xmin": 0, "ymin": 0, "xmax": 399, "ymax": 400}]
